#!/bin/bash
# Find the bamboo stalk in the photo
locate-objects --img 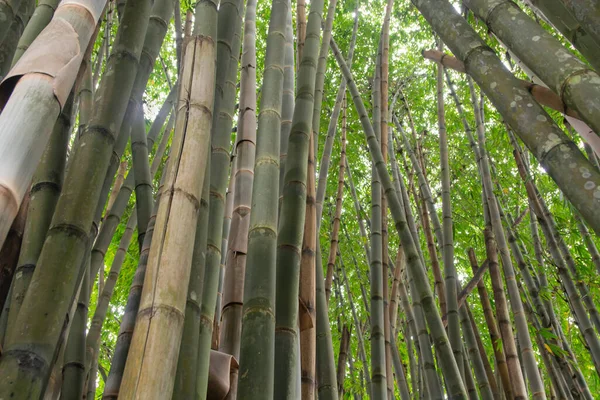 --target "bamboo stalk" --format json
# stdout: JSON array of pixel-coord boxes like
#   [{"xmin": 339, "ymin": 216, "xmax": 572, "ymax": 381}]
[
  {"xmin": 237, "ymin": 0, "xmax": 289, "ymax": 396},
  {"xmin": 118, "ymin": 29, "xmax": 217, "ymax": 398}
]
